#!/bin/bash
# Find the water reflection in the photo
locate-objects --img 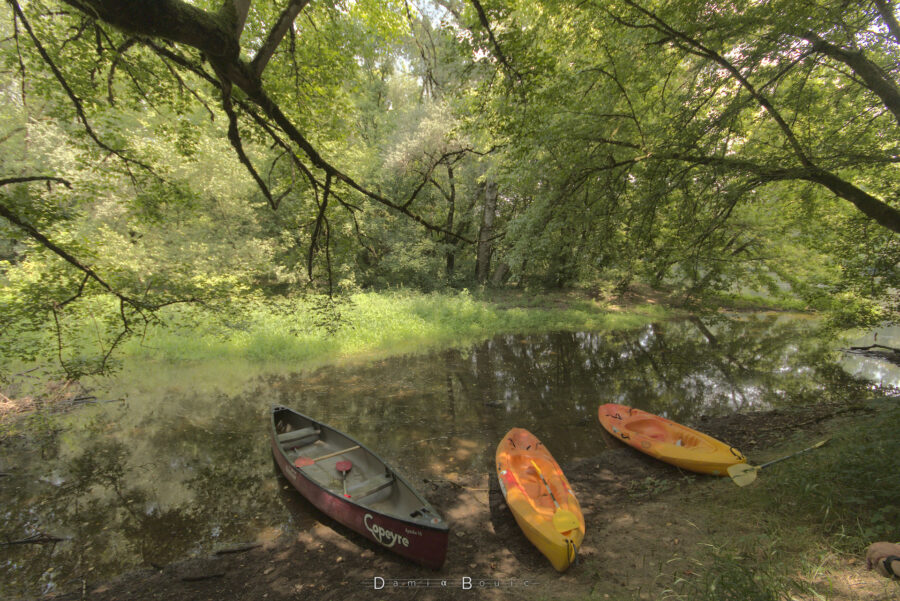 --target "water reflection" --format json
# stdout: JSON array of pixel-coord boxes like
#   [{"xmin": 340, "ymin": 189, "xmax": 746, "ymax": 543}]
[
  {"xmin": 841, "ymin": 325, "xmax": 900, "ymax": 388},
  {"xmin": 1, "ymin": 314, "xmax": 893, "ymax": 596}
]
